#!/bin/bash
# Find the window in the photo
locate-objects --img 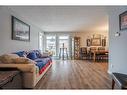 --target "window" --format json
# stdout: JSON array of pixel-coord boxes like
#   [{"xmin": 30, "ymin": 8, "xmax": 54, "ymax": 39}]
[
  {"xmin": 58, "ymin": 36, "xmax": 69, "ymax": 56},
  {"xmin": 45, "ymin": 35, "xmax": 71, "ymax": 57},
  {"xmin": 39, "ymin": 32, "xmax": 43, "ymax": 52},
  {"xmin": 46, "ymin": 35, "xmax": 56, "ymax": 56},
  {"xmin": 59, "ymin": 36, "xmax": 69, "ymax": 48}
]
